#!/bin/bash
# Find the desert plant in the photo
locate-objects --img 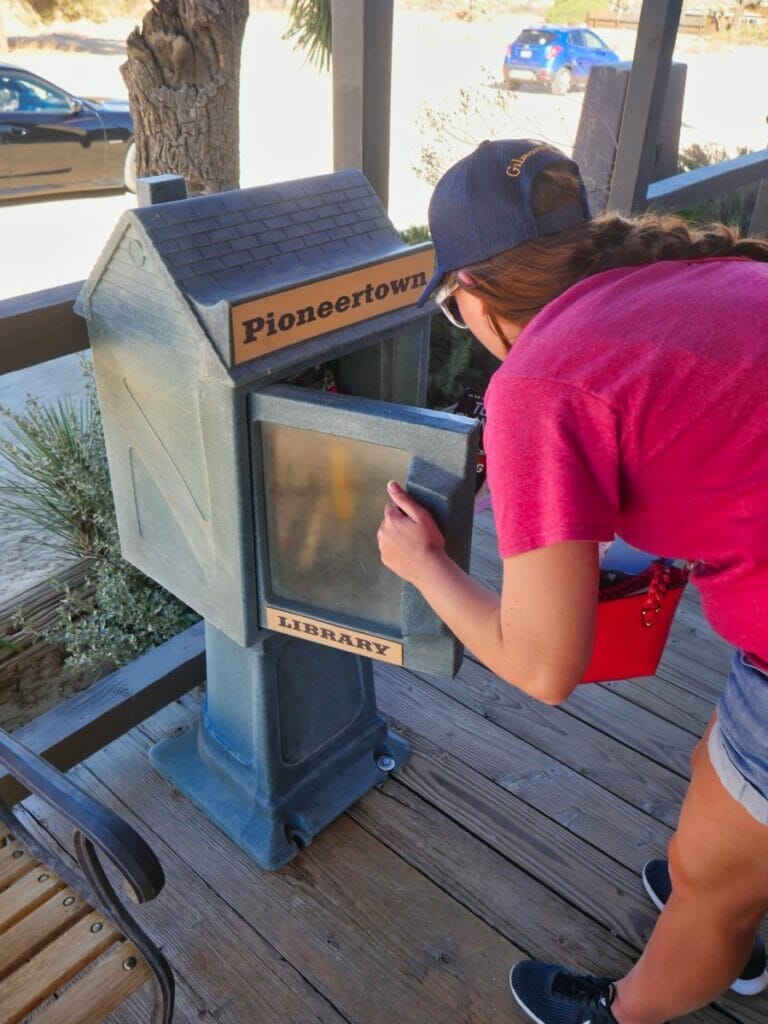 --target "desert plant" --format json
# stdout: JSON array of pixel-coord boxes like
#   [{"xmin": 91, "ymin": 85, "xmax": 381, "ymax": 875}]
[
  {"xmin": 0, "ymin": 359, "xmax": 199, "ymax": 672},
  {"xmin": 16, "ymin": 0, "xmax": 145, "ymax": 24},
  {"xmin": 415, "ymin": 78, "xmax": 523, "ymax": 188},
  {"xmin": 283, "ymin": 0, "xmax": 332, "ymax": 70},
  {"xmin": 427, "ymin": 314, "xmax": 501, "ymax": 409},
  {"xmin": 0, "ymin": 377, "xmax": 111, "ymax": 560},
  {"xmin": 547, "ymin": 0, "xmax": 594, "ymax": 23},
  {"xmin": 675, "ymin": 142, "xmax": 758, "ymax": 235},
  {"xmin": 400, "ymin": 226, "xmax": 499, "ymax": 408}
]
